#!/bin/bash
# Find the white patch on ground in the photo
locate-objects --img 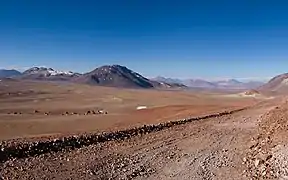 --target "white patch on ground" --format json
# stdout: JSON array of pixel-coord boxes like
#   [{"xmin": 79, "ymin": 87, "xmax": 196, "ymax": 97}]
[
  {"xmin": 112, "ymin": 97, "xmax": 123, "ymax": 102},
  {"xmin": 136, "ymin": 106, "xmax": 147, "ymax": 110},
  {"xmin": 101, "ymin": 96, "xmax": 123, "ymax": 103}
]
